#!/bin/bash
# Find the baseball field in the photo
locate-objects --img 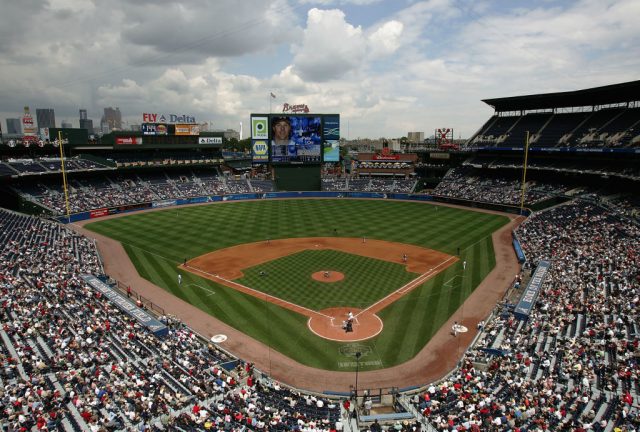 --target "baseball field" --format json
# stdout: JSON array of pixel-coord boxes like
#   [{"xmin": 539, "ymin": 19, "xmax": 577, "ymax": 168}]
[{"xmin": 84, "ymin": 199, "xmax": 509, "ymax": 371}]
